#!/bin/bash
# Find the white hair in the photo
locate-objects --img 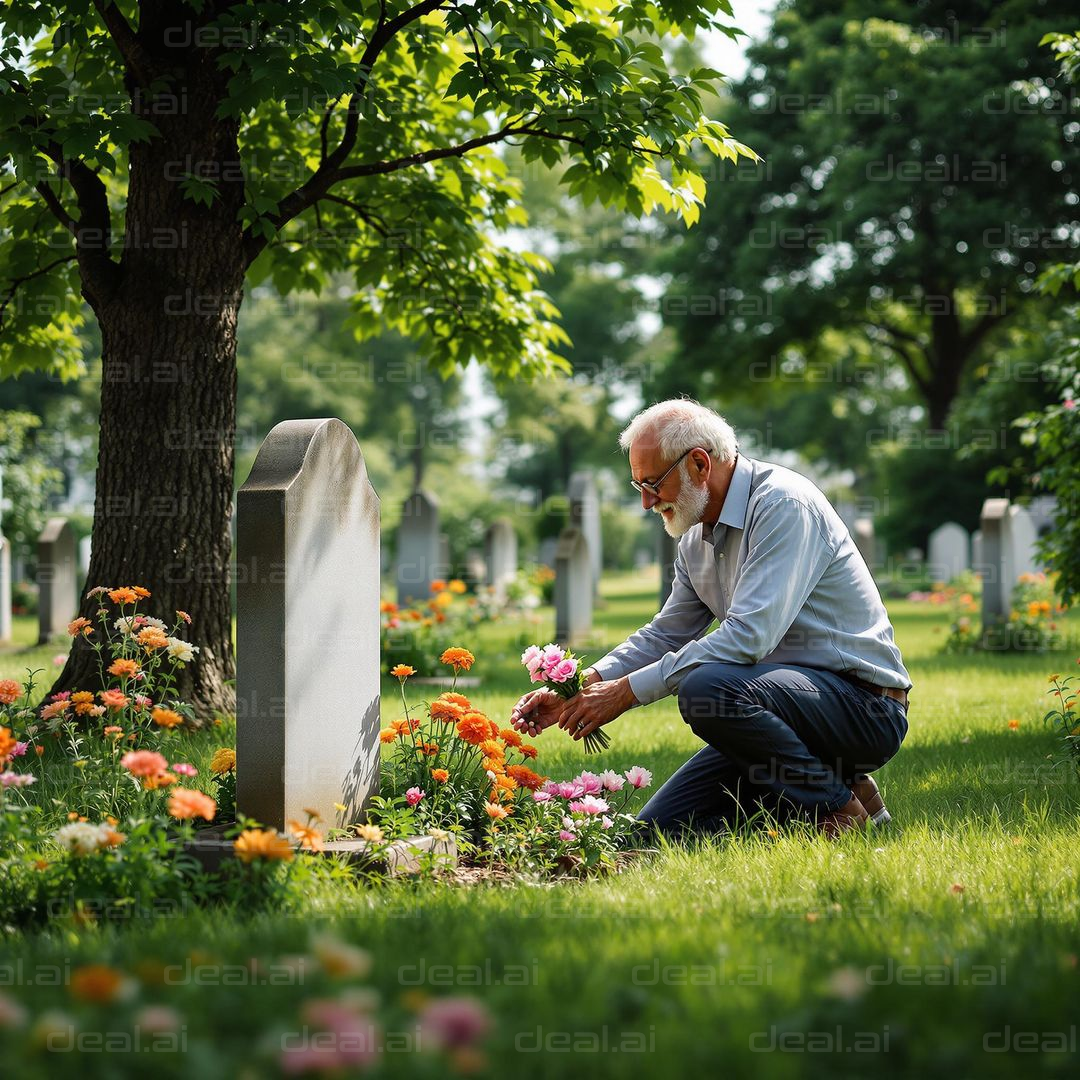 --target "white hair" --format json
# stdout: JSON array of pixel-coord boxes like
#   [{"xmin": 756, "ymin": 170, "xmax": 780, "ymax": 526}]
[{"xmin": 618, "ymin": 398, "xmax": 738, "ymax": 463}]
